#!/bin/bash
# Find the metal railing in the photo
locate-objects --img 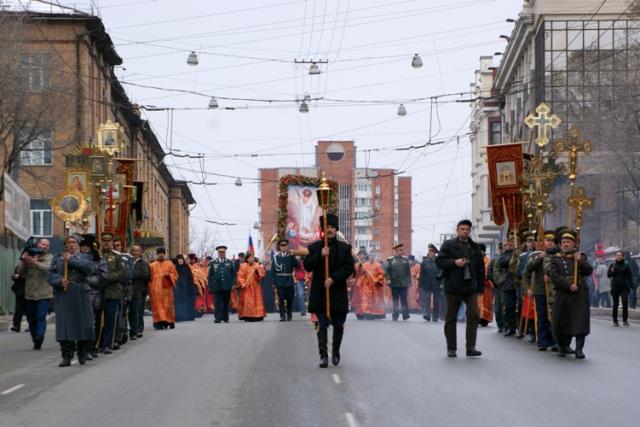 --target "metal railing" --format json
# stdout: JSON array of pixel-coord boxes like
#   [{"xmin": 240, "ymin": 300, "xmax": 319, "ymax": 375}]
[{"xmin": 0, "ymin": 246, "xmax": 21, "ymax": 314}]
